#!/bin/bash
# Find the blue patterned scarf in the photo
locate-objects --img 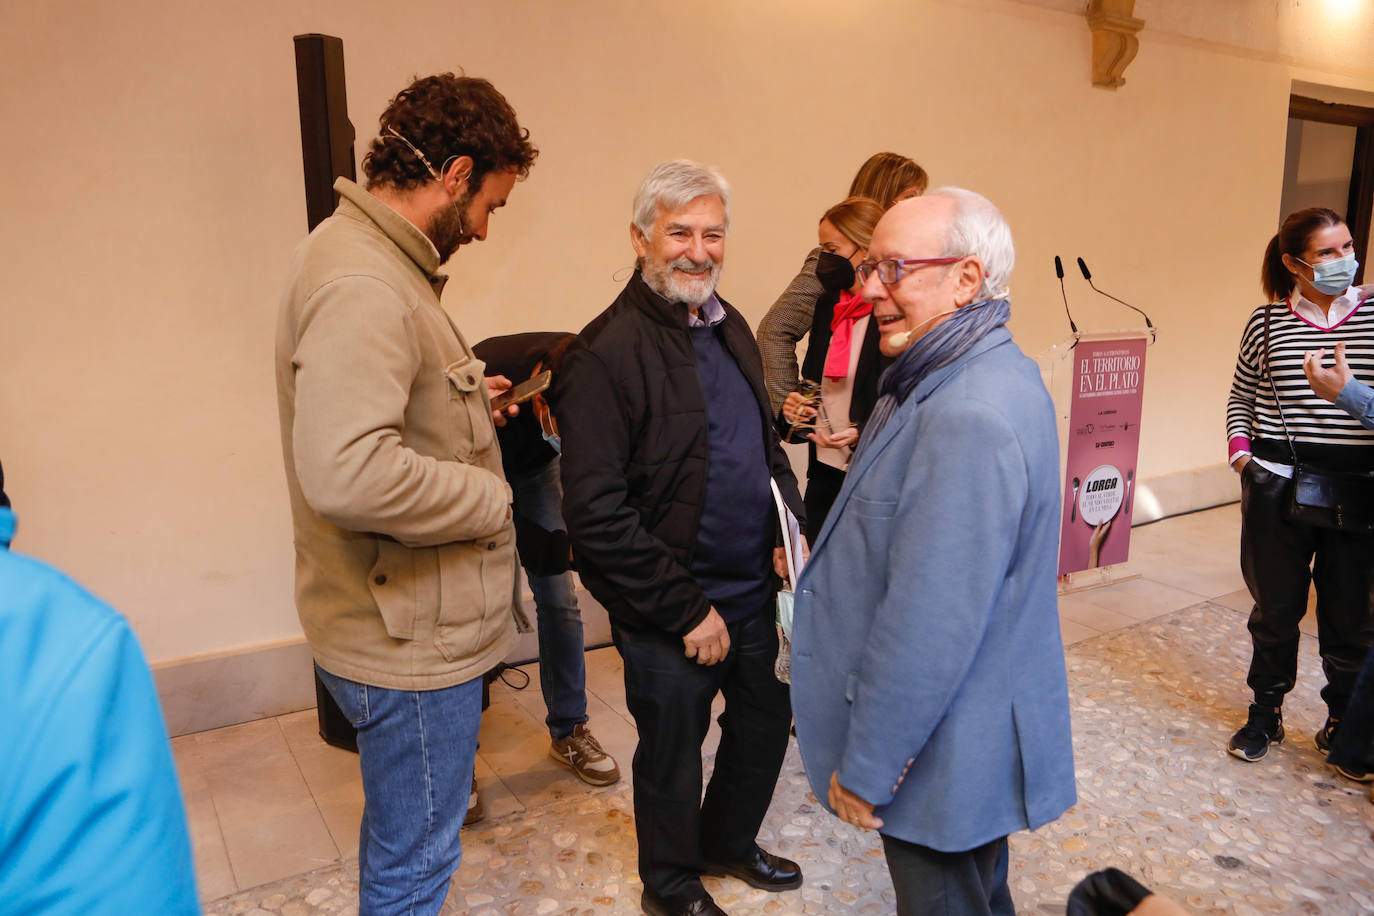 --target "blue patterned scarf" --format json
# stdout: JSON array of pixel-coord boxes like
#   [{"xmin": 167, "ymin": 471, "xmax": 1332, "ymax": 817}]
[{"xmin": 854, "ymin": 297, "xmax": 1012, "ymax": 459}]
